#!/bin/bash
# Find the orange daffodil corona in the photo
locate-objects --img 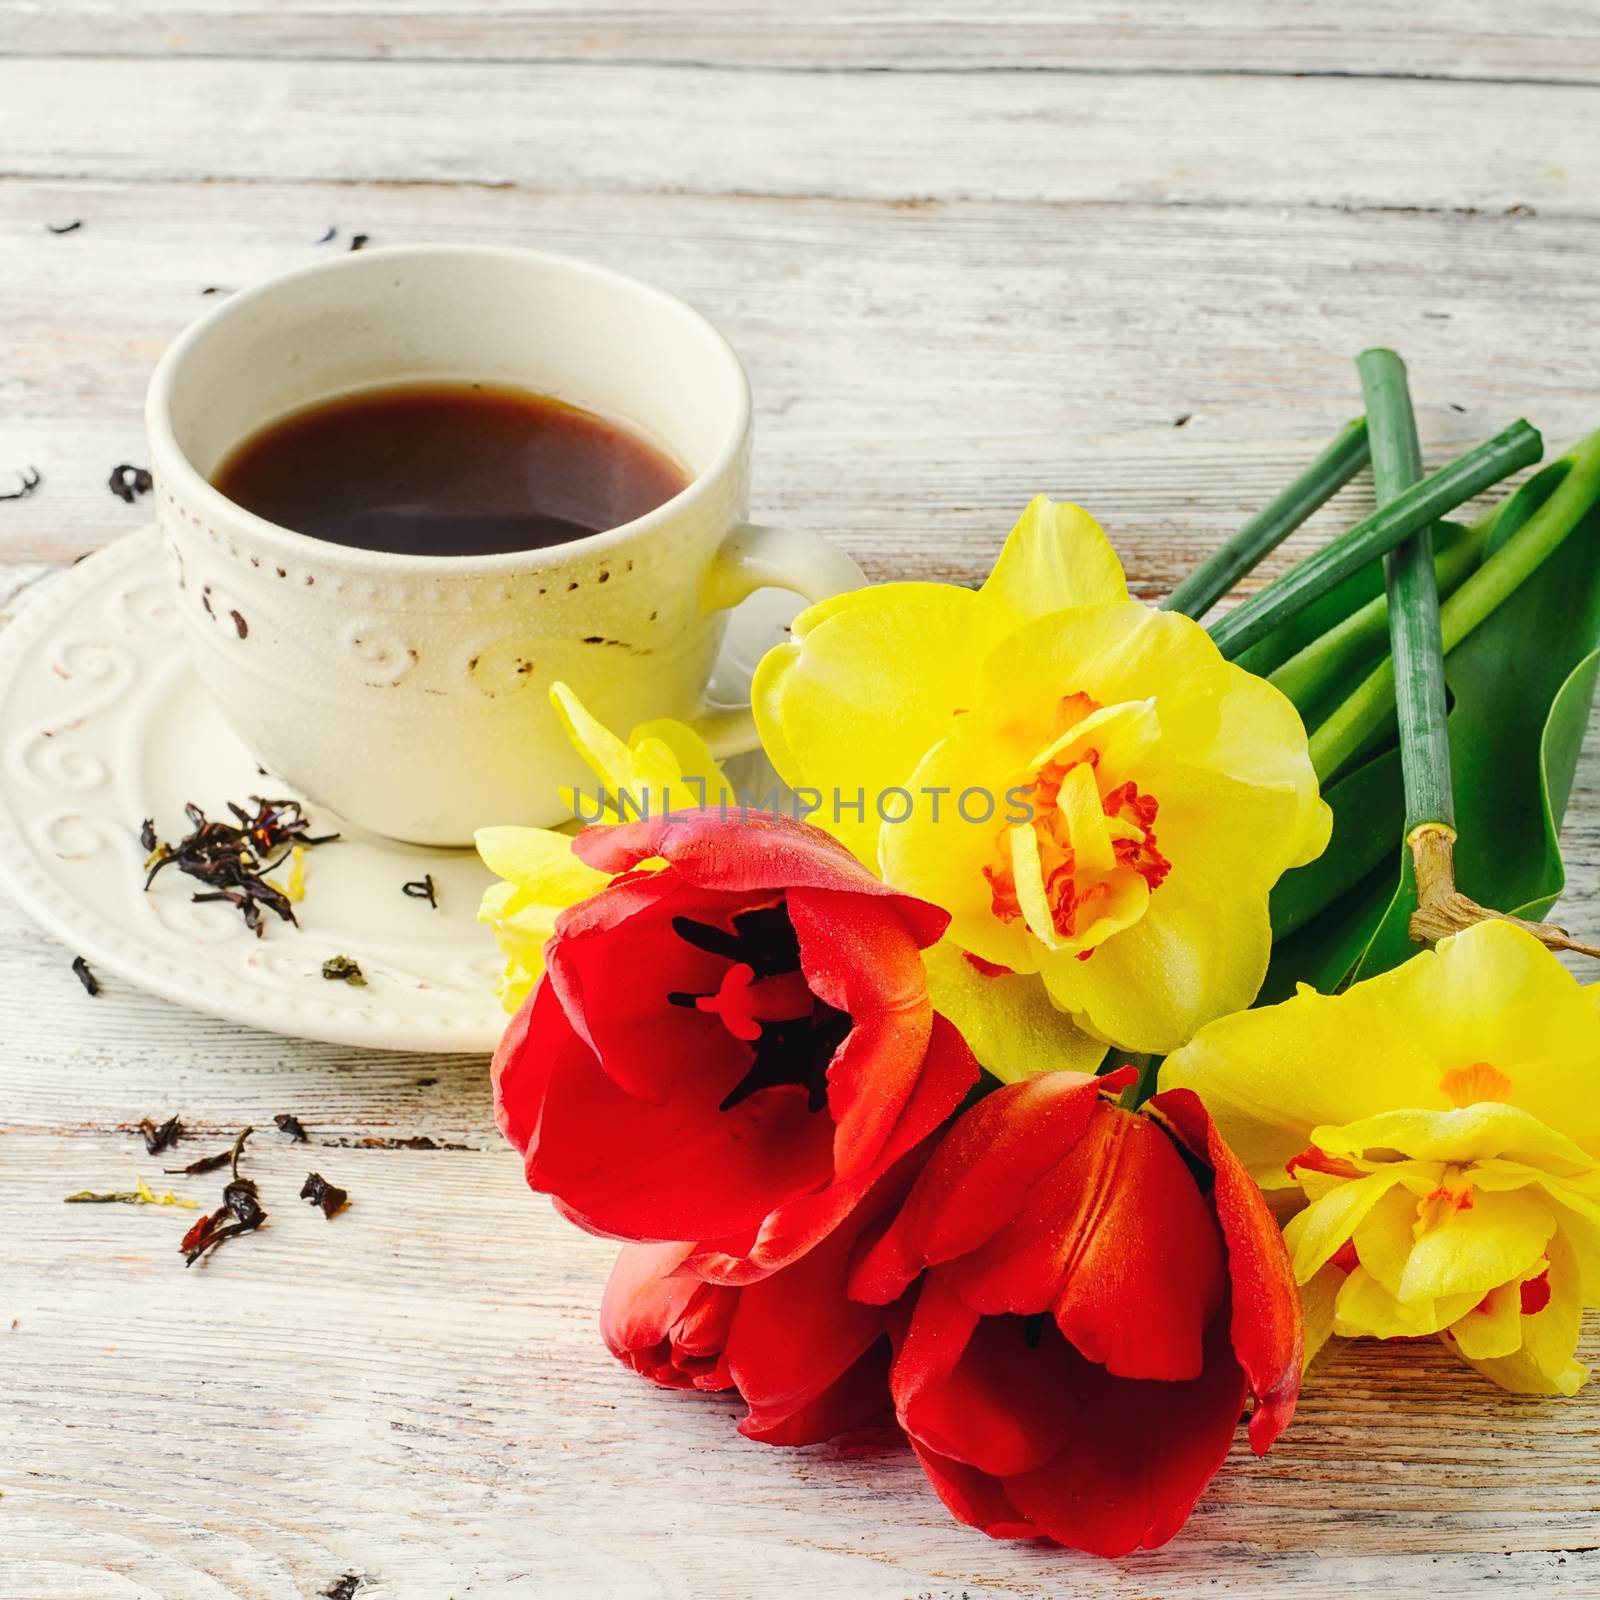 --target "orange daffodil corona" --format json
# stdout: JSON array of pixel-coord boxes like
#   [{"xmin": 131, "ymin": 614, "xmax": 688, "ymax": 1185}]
[
  {"xmin": 1161, "ymin": 921, "xmax": 1600, "ymax": 1396},
  {"xmin": 753, "ymin": 496, "xmax": 1331, "ymax": 1068}
]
